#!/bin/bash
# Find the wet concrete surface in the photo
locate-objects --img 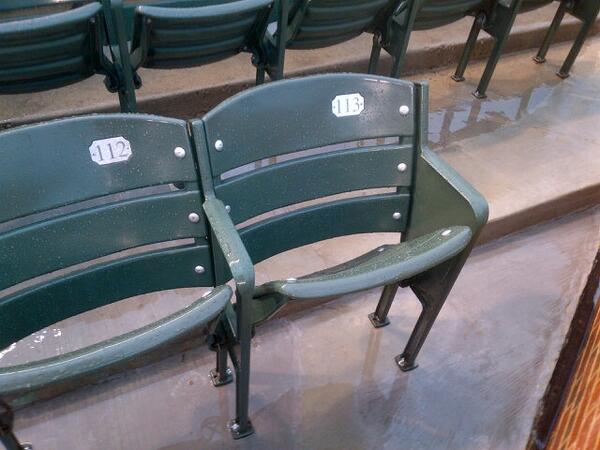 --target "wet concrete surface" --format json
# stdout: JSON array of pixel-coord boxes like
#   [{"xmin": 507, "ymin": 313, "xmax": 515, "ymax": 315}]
[{"xmin": 6, "ymin": 206, "xmax": 600, "ymax": 449}]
